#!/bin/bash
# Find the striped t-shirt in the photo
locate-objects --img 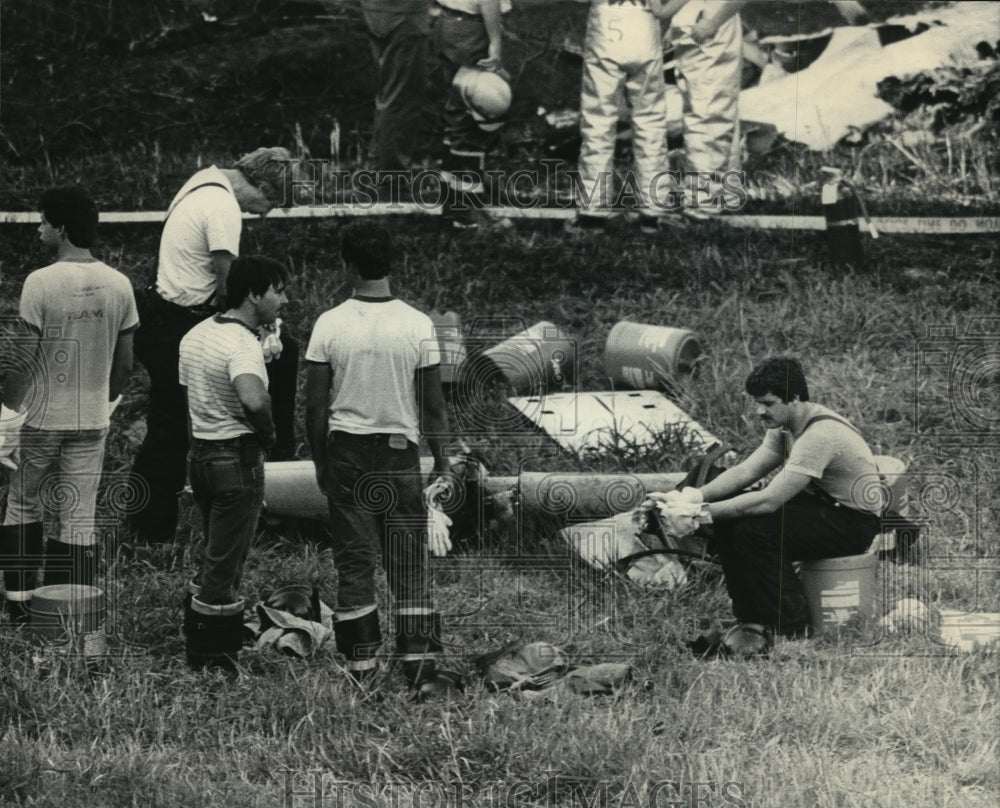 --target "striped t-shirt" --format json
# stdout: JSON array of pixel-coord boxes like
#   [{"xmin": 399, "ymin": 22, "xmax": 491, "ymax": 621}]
[{"xmin": 178, "ymin": 315, "xmax": 268, "ymax": 440}]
